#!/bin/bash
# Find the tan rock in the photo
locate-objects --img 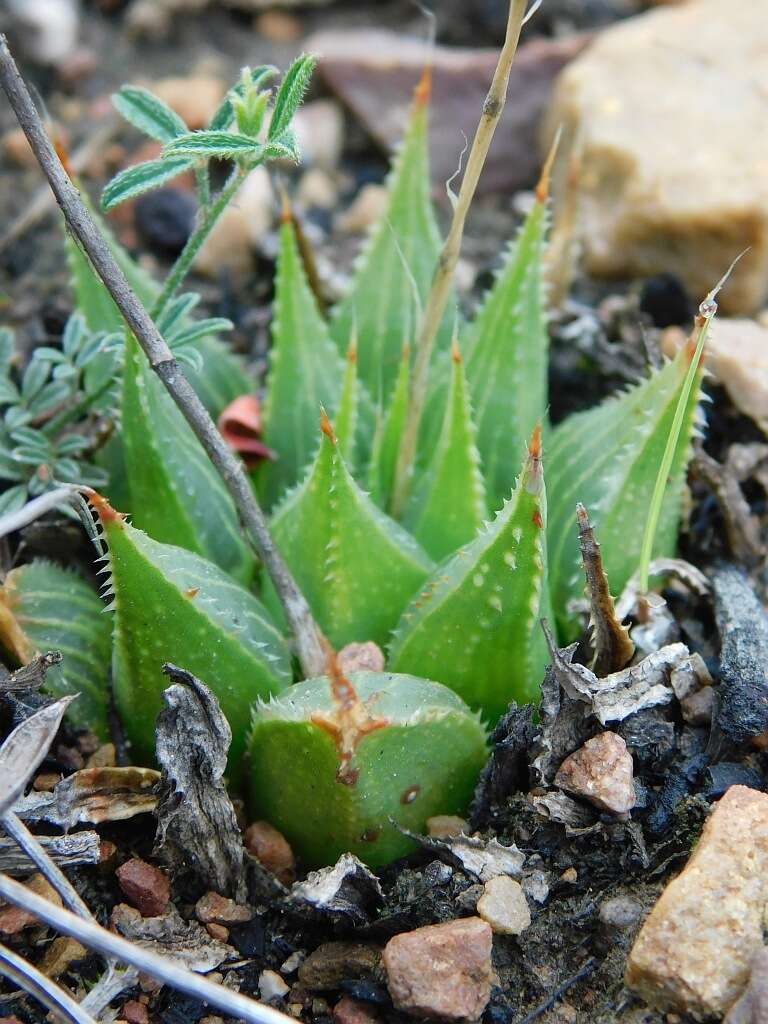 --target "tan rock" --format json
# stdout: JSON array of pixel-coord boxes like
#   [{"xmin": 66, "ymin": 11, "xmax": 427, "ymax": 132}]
[
  {"xmin": 297, "ymin": 168, "xmax": 338, "ymax": 211},
  {"xmin": 724, "ymin": 947, "xmax": 768, "ymax": 1024},
  {"xmin": 337, "ymin": 185, "xmax": 388, "ymax": 234},
  {"xmin": 383, "ymin": 917, "xmax": 493, "ymax": 1021},
  {"xmin": 545, "ymin": 0, "xmax": 768, "ymax": 314},
  {"xmin": 195, "ymin": 891, "xmax": 252, "ymax": 925},
  {"xmin": 152, "ymin": 75, "xmax": 225, "ymax": 130},
  {"xmin": 259, "ymin": 969, "xmax": 290, "ymax": 1001},
  {"xmin": 254, "ymin": 11, "xmax": 303, "ymax": 43},
  {"xmin": 554, "ymin": 732, "xmax": 635, "ymax": 814},
  {"xmin": 206, "ymin": 922, "xmax": 229, "ymax": 943},
  {"xmin": 245, "ymin": 819, "xmax": 295, "ymax": 885},
  {"xmin": 0, "ymin": 874, "xmax": 62, "ymax": 935},
  {"xmin": 333, "ymin": 995, "xmax": 379, "ymax": 1024},
  {"xmin": 121, "ymin": 1001, "xmax": 149, "ymax": 1024},
  {"xmin": 194, "ymin": 167, "xmax": 273, "ymax": 279},
  {"xmin": 477, "ymin": 876, "xmax": 531, "ymax": 935},
  {"xmin": 4, "ymin": 125, "xmax": 64, "ymax": 169},
  {"xmin": 337, "ymin": 642, "xmax": 385, "ymax": 674},
  {"xmin": 626, "ymin": 785, "xmax": 768, "ymax": 1018},
  {"xmin": 38, "ymin": 936, "xmax": 87, "ymax": 977},
  {"xmin": 86, "ymin": 742, "xmax": 116, "ymax": 769},
  {"xmin": 662, "ymin": 320, "xmax": 768, "ymax": 432},
  {"xmin": 680, "ymin": 686, "xmax": 715, "ymax": 727},
  {"xmin": 292, "ymin": 100, "xmax": 344, "ymax": 171},
  {"xmin": 298, "ymin": 941, "xmax": 381, "ymax": 990}
]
